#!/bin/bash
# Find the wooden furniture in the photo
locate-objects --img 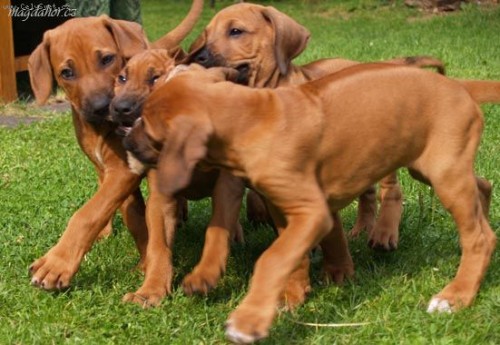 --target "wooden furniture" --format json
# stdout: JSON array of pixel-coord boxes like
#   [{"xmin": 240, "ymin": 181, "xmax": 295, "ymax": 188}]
[
  {"xmin": 0, "ymin": 0, "xmax": 69, "ymax": 103},
  {"xmin": 0, "ymin": 0, "xmax": 26, "ymax": 103}
]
